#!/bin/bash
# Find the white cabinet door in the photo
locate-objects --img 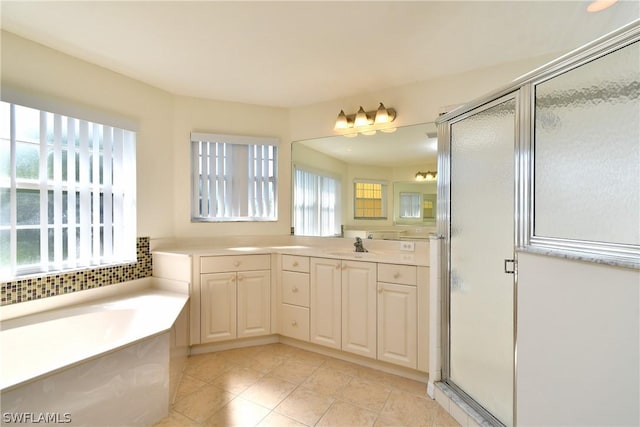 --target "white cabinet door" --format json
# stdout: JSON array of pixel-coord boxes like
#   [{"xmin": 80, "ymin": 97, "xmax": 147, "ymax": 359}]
[
  {"xmin": 237, "ymin": 270, "xmax": 271, "ymax": 338},
  {"xmin": 377, "ymin": 282, "xmax": 417, "ymax": 368},
  {"xmin": 310, "ymin": 258, "xmax": 342, "ymax": 349},
  {"xmin": 201, "ymin": 272, "xmax": 237, "ymax": 343},
  {"xmin": 341, "ymin": 260, "xmax": 377, "ymax": 359}
]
